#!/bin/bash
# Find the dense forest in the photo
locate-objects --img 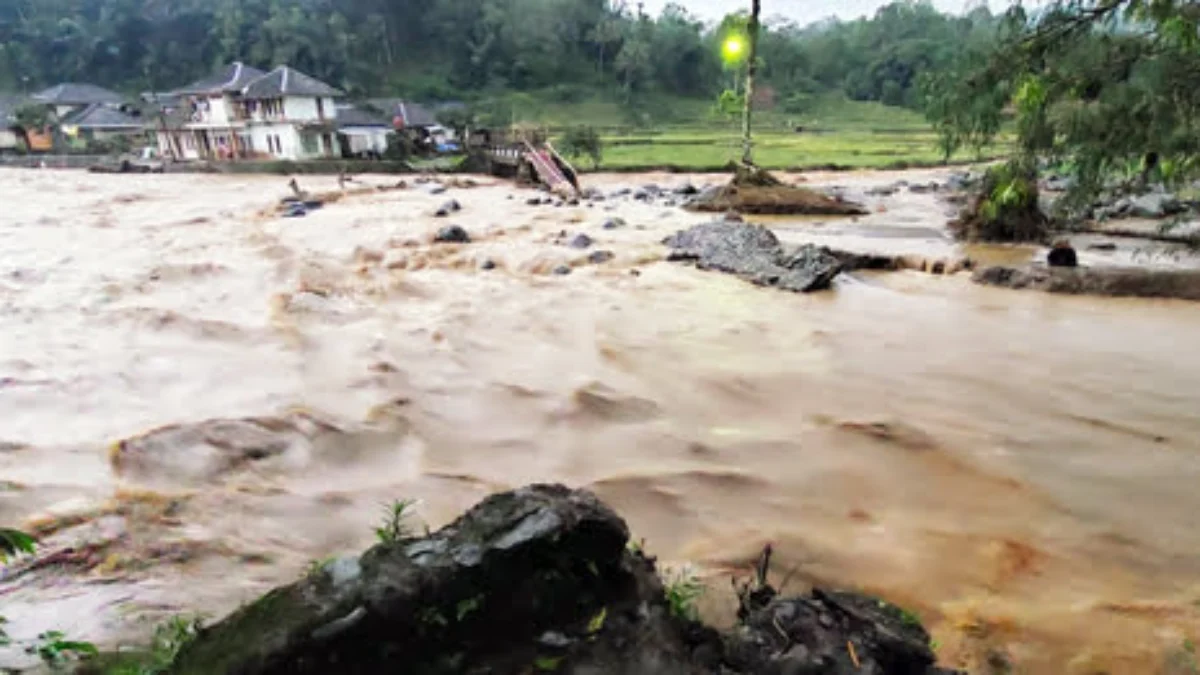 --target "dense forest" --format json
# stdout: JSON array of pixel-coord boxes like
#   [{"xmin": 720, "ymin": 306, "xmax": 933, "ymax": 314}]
[{"xmin": 0, "ymin": 0, "xmax": 998, "ymax": 109}]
